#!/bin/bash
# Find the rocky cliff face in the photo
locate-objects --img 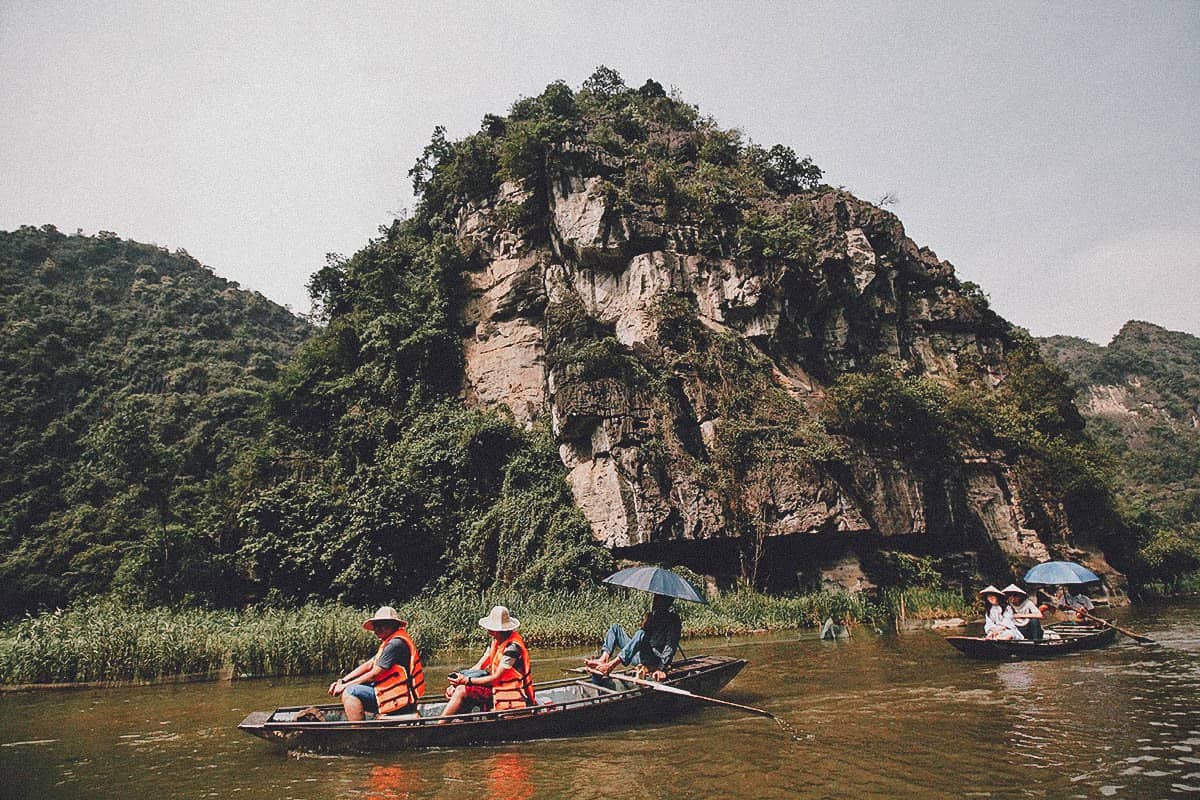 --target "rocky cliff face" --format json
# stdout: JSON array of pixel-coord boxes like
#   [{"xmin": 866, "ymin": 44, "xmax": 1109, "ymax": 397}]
[{"xmin": 440, "ymin": 81, "xmax": 1122, "ymax": 592}]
